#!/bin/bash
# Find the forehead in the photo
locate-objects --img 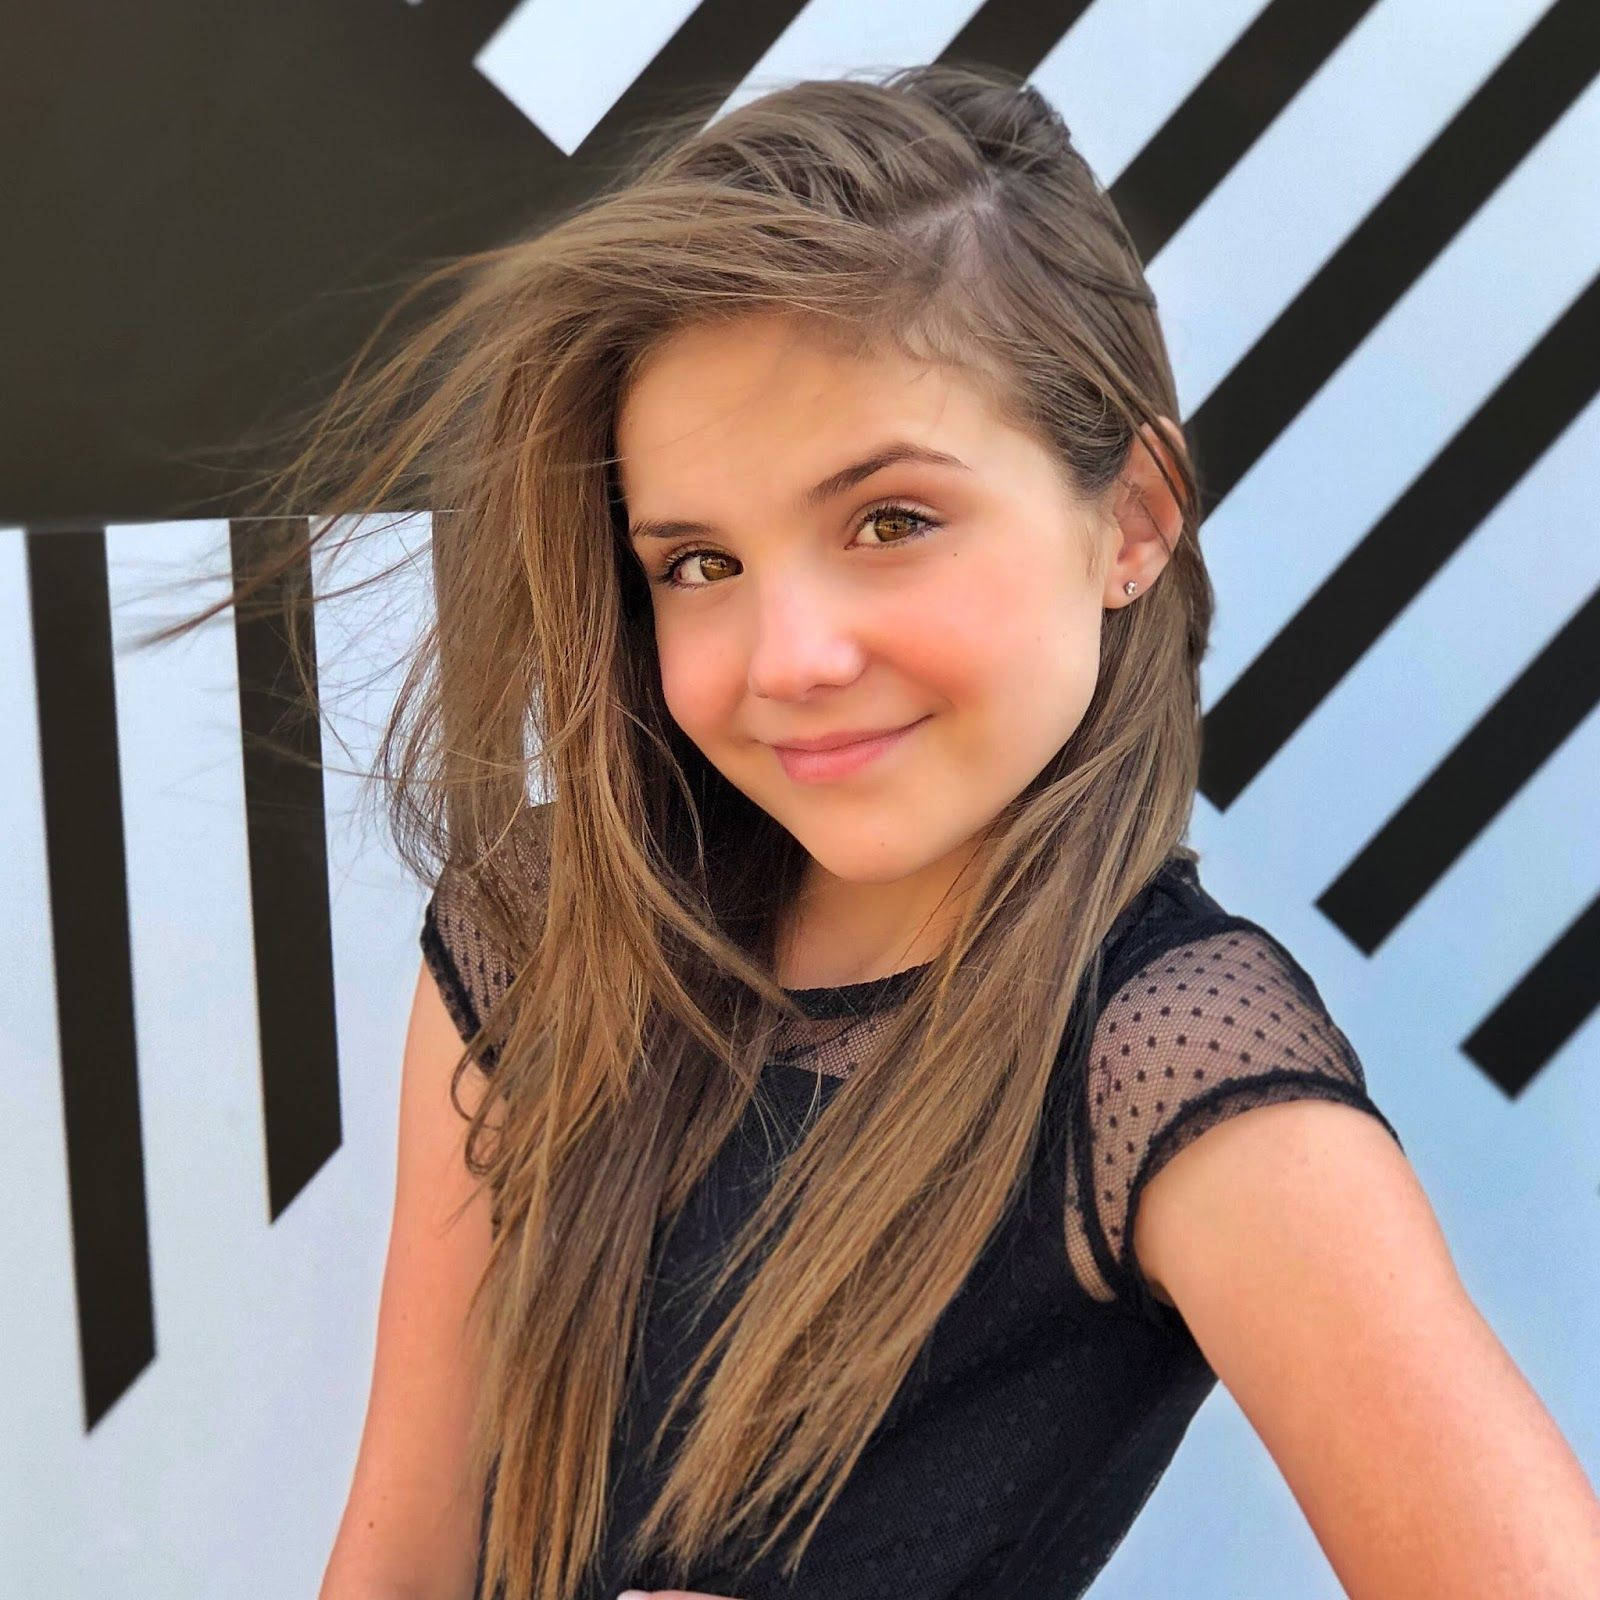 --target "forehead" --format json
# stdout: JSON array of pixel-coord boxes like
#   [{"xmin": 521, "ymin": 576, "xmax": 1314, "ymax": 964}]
[{"xmin": 614, "ymin": 314, "xmax": 1020, "ymax": 500}]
